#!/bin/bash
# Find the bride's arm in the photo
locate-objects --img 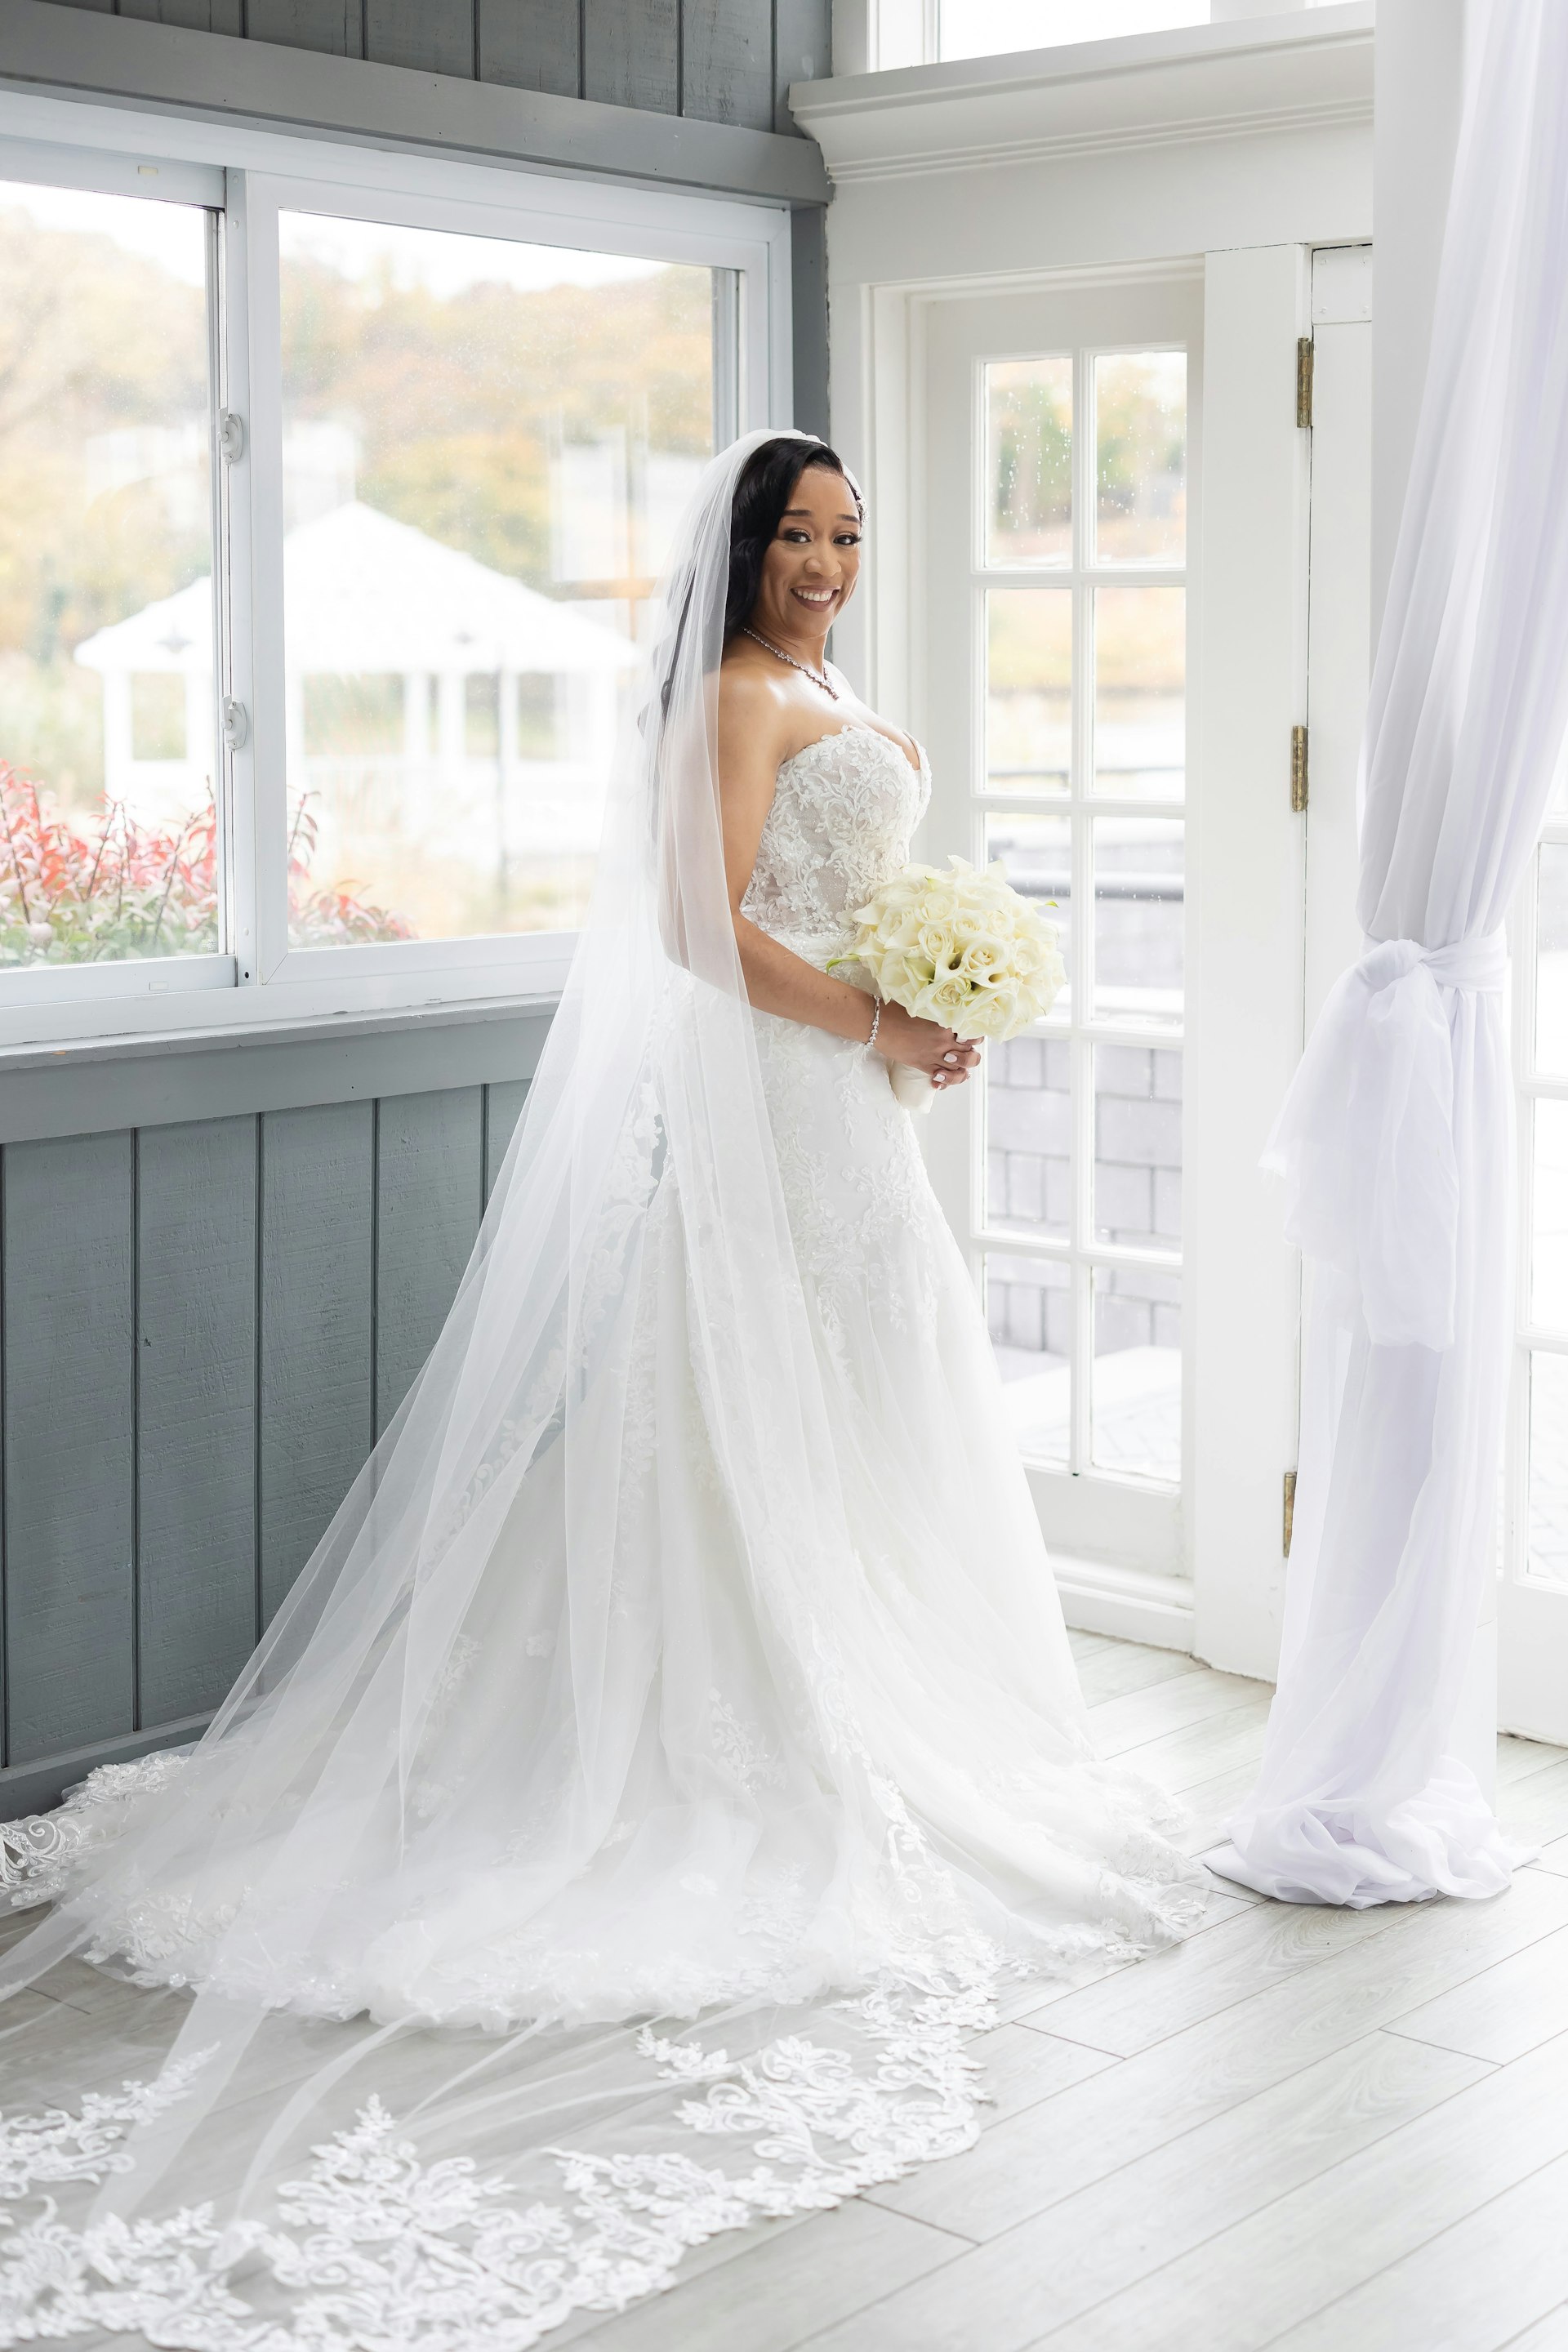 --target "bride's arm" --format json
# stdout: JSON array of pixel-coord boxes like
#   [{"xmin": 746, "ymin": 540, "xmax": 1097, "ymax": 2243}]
[{"xmin": 716, "ymin": 671, "xmax": 978, "ymax": 1085}]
